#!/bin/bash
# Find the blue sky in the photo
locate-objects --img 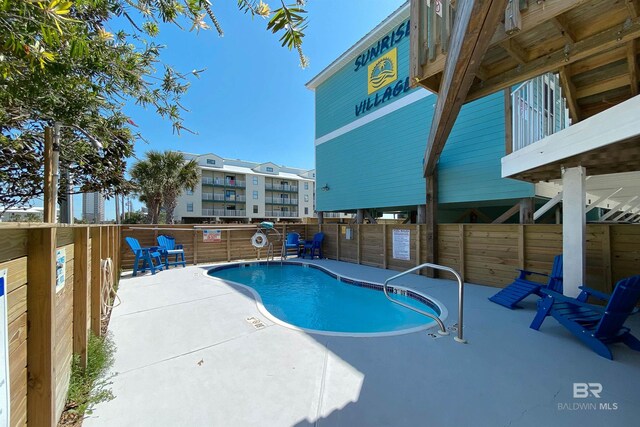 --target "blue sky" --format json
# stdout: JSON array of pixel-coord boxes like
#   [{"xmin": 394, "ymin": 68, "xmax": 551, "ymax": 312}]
[{"xmin": 75, "ymin": 0, "xmax": 407, "ymax": 219}]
